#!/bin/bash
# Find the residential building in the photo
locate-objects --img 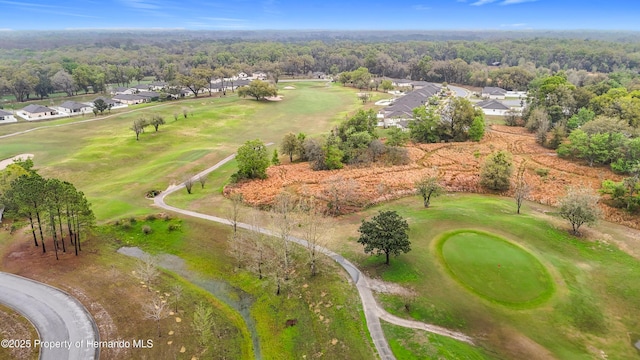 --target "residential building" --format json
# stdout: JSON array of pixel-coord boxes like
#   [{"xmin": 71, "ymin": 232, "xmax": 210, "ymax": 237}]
[
  {"xmin": 59, "ymin": 101, "xmax": 93, "ymax": 114},
  {"xmin": 112, "ymin": 94, "xmax": 147, "ymax": 105},
  {"xmin": 476, "ymin": 99, "xmax": 511, "ymax": 116},
  {"xmin": 21, "ymin": 104, "xmax": 57, "ymax": 119},
  {"xmin": 378, "ymin": 83, "xmax": 441, "ymax": 128},
  {"xmin": 0, "ymin": 109, "xmax": 17, "ymax": 124},
  {"xmin": 481, "ymin": 87, "xmax": 508, "ymax": 99}
]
